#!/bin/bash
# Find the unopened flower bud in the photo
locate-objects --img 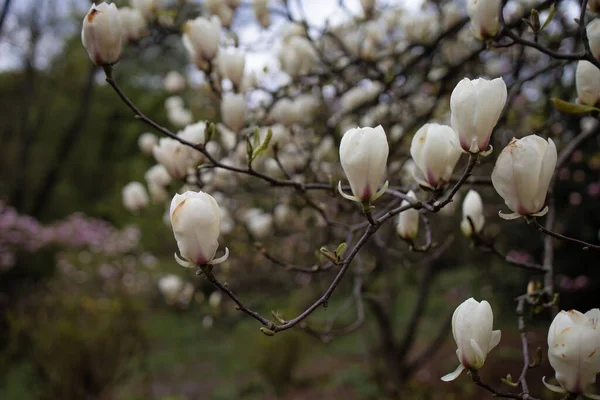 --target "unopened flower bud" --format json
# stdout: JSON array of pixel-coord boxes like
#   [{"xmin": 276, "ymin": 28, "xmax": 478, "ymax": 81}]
[
  {"xmin": 410, "ymin": 123, "xmax": 461, "ymax": 190},
  {"xmin": 543, "ymin": 309, "xmax": 600, "ymax": 398},
  {"xmin": 170, "ymin": 190, "xmax": 229, "ymax": 267},
  {"xmin": 122, "ymin": 181, "xmax": 149, "ymax": 212},
  {"xmin": 396, "ymin": 191, "xmax": 420, "ymax": 239},
  {"xmin": 338, "ymin": 126, "xmax": 389, "ymax": 203},
  {"xmin": 221, "ymin": 93, "xmax": 246, "ymax": 132},
  {"xmin": 450, "ymin": 77, "xmax": 507, "ymax": 154},
  {"xmin": 491, "ymin": 135, "xmax": 556, "ymax": 220},
  {"xmin": 460, "ymin": 190, "xmax": 485, "ymax": 237},
  {"xmin": 576, "ymin": 61, "xmax": 600, "ymax": 107},
  {"xmin": 81, "ymin": 2, "xmax": 123, "ymax": 66},
  {"xmin": 442, "ymin": 298, "xmax": 501, "ymax": 382},
  {"xmin": 138, "ymin": 132, "xmax": 158, "ymax": 155},
  {"xmin": 467, "ymin": 0, "xmax": 501, "ymax": 40}
]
